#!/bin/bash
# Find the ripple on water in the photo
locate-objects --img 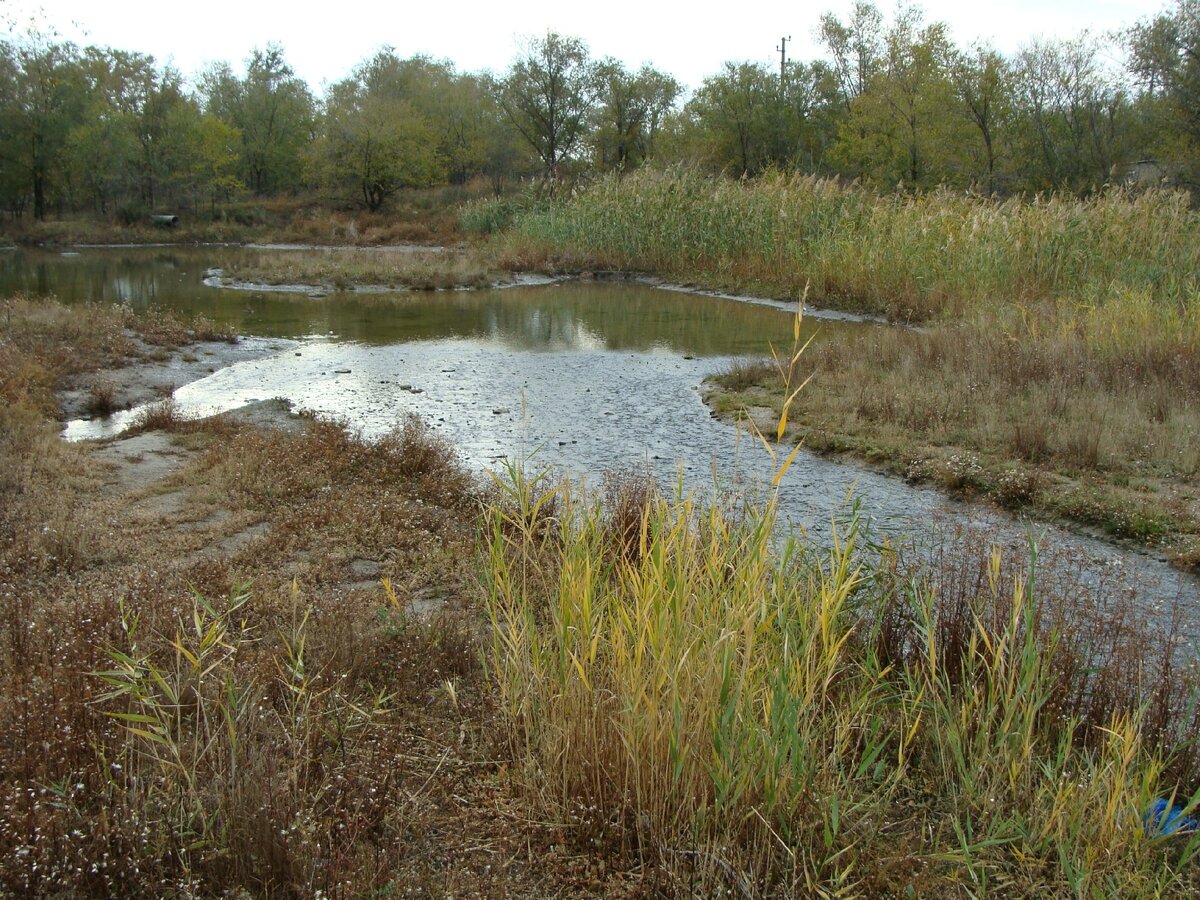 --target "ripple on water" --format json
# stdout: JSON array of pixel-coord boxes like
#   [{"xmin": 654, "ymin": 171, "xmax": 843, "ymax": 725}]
[
  {"xmin": 16, "ymin": 245, "xmax": 1192, "ymax": 649},
  {"xmin": 64, "ymin": 336, "xmax": 1199, "ymax": 647}
]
